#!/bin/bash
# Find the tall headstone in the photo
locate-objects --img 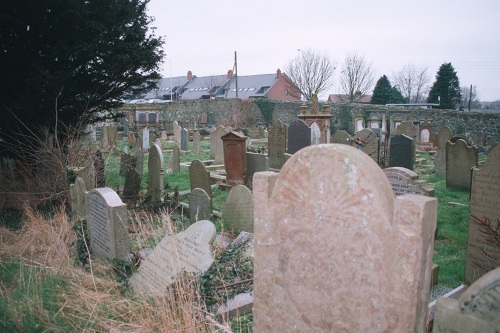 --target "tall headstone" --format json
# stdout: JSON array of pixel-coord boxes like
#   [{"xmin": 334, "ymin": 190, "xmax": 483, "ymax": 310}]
[
  {"xmin": 189, "ymin": 188, "xmax": 212, "ymax": 224},
  {"xmin": 189, "ymin": 160, "xmax": 212, "ymax": 198},
  {"xmin": 446, "ymin": 139, "xmax": 478, "ymax": 190},
  {"xmin": 383, "ymin": 167, "xmax": 434, "ymax": 197},
  {"xmin": 268, "ymin": 119, "xmax": 287, "ymax": 170},
  {"xmin": 357, "ymin": 128, "xmax": 379, "ymax": 164},
  {"xmin": 168, "ymin": 145, "xmax": 180, "ymax": 174},
  {"xmin": 389, "ymin": 134, "xmax": 414, "ymax": 170},
  {"xmin": 246, "ymin": 152, "xmax": 269, "ymax": 183},
  {"xmin": 119, "ymin": 153, "xmax": 136, "ymax": 176},
  {"xmin": 310, "ymin": 122, "xmax": 321, "ymax": 145},
  {"xmin": 135, "ymin": 148, "xmax": 144, "ymax": 177},
  {"xmin": 123, "ymin": 168, "xmax": 141, "ymax": 200},
  {"xmin": 332, "ymin": 130, "xmax": 352, "ymax": 145},
  {"xmin": 174, "ymin": 126, "xmax": 182, "ymax": 147},
  {"xmin": 253, "ymin": 144, "xmax": 437, "ymax": 332},
  {"xmin": 433, "ymin": 266, "xmax": 500, "ymax": 333},
  {"xmin": 148, "ymin": 143, "xmax": 164, "ymax": 205},
  {"xmin": 93, "ymin": 150, "xmax": 105, "ymax": 188},
  {"xmin": 142, "ymin": 127, "xmax": 150, "ymax": 150},
  {"xmin": 465, "ymin": 145, "xmax": 500, "ymax": 284},
  {"xmin": 222, "ymin": 132, "xmax": 247, "ymax": 186},
  {"xmin": 128, "ymin": 220, "xmax": 216, "ymax": 297},
  {"xmin": 435, "ymin": 126, "xmax": 453, "ymax": 177},
  {"xmin": 87, "ymin": 187, "xmax": 130, "ymax": 261},
  {"xmin": 193, "ymin": 131, "xmax": 201, "ymax": 156},
  {"xmin": 211, "ymin": 125, "xmax": 228, "ymax": 164},
  {"xmin": 70, "ymin": 177, "xmax": 88, "ymax": 221},
  {"xmin": 222, "ymin": 185, "xmax": 254, "ymax": 234},
  {"xmin": 181, "ymin": 127, "xmax": 189, "ymax": 151},
  {"xmin": 287, "ymin": 120, "xmax": 311, "ymax": 154}
]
